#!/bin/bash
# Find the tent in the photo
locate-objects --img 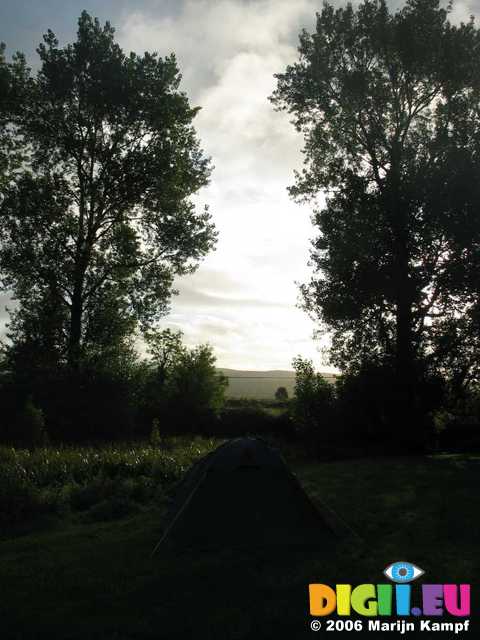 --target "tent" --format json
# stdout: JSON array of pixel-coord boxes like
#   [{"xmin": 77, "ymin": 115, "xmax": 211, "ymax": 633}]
[{"xmin": 153, "ymin": 437, "xmax": 342, "ymax": 552}]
